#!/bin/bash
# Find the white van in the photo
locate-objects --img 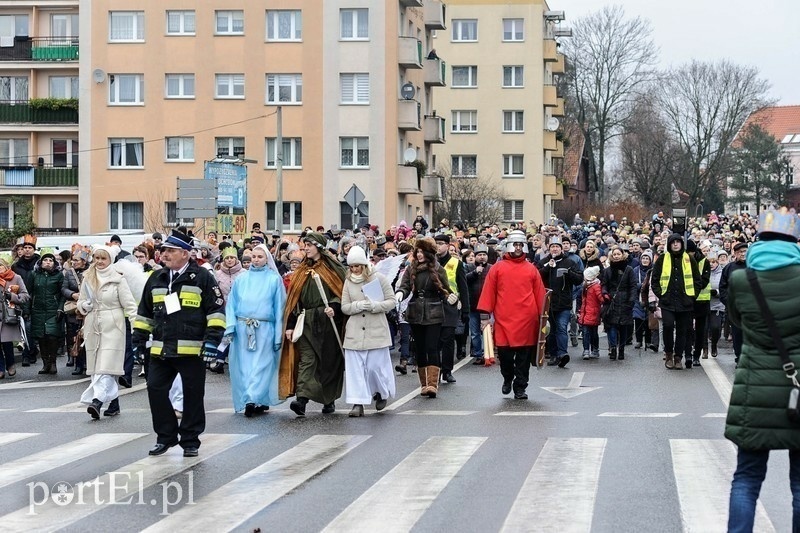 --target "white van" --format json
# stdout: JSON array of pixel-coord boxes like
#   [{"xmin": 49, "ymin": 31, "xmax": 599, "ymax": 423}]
[{"xmin": 14, "ymin": 232, "xmax": 148, "ymax": 255}]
